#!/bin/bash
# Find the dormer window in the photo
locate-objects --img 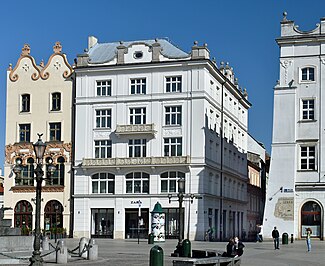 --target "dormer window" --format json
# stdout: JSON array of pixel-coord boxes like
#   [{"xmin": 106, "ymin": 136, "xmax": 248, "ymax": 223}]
[
  {"xmin": 133, "ymin": 51, "xmax": 143, "ymax": 59},
  {"xmin": 301, "ymin": 67, "xmax": 315, "ymax": 82}
]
